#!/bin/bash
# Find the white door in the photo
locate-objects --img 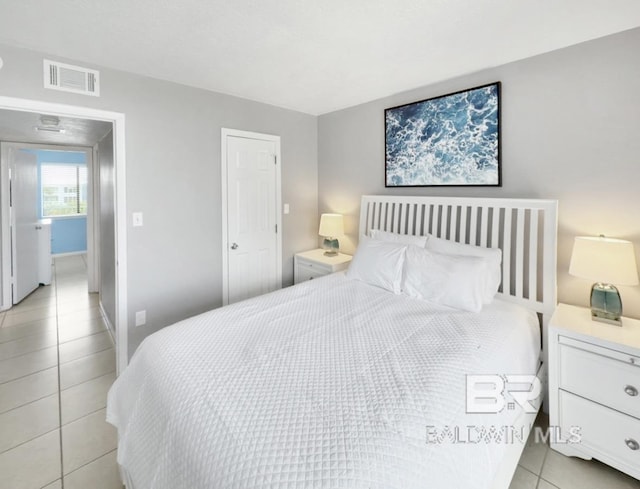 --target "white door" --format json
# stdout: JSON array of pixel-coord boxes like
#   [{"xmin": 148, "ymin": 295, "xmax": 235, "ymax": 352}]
[
  {"xmin": 223, "ymin": 131, "xmax": 281, "ymax": 304},
  {"xmin": 9, "ymin": 146, "xmax": 40, "ymax": 304}
]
